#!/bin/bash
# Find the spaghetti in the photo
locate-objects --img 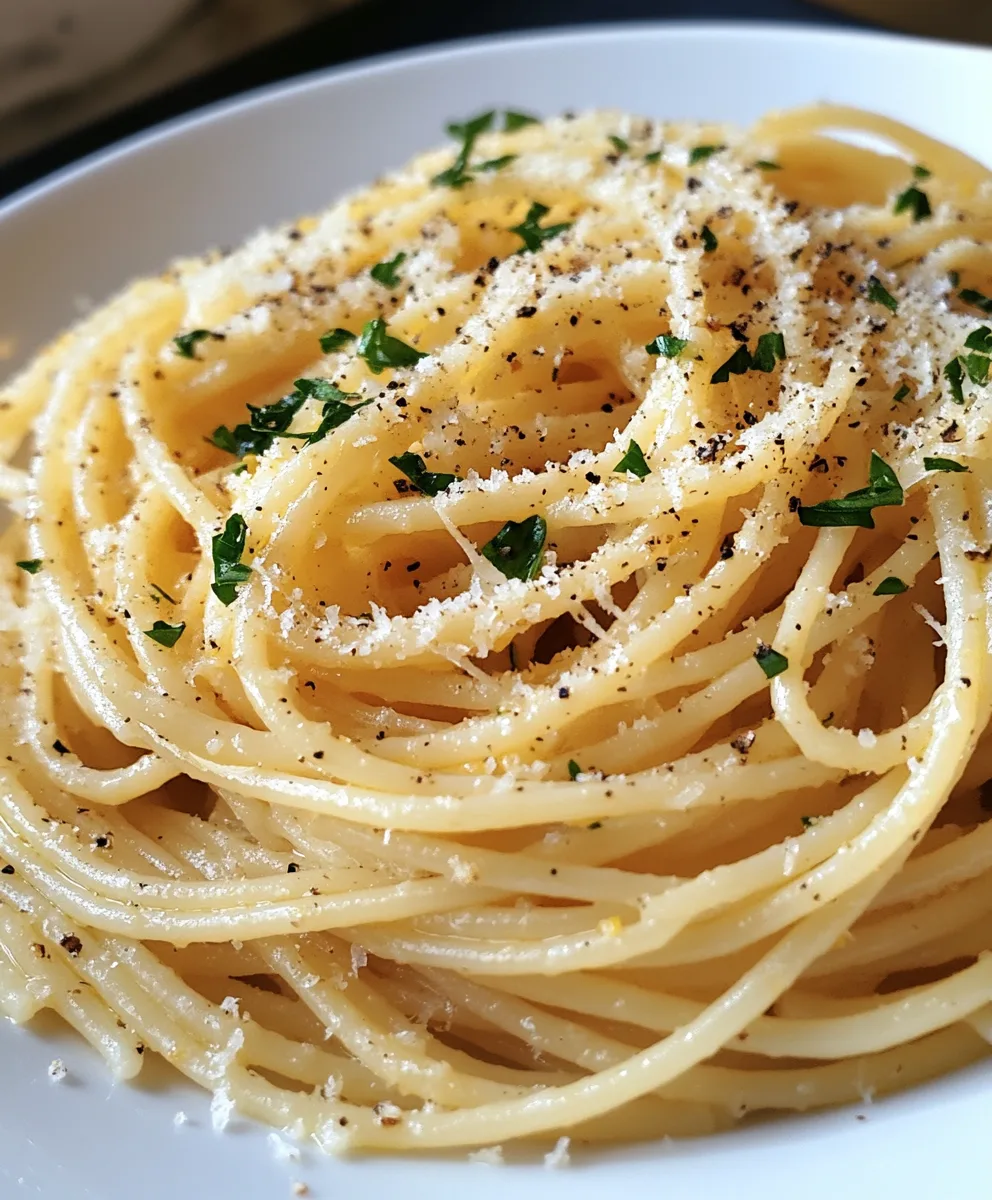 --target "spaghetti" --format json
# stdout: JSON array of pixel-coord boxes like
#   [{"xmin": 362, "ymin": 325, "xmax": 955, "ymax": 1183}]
[{"xmin": 1, "ymin": 104, "xmax": 992, "ymax": 1154}]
